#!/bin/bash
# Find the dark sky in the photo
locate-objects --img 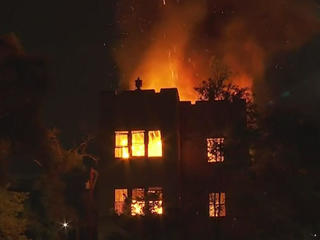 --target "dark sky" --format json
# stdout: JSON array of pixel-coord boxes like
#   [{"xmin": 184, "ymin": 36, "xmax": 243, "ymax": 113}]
[
  {"xmin": 1, "ymin": 0, "xmax": 320, "ymax": 145},
  {"xmin": 1, "ymin": 0, "xmax": 118, "ymax": 145}
]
